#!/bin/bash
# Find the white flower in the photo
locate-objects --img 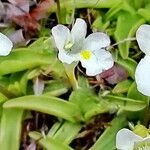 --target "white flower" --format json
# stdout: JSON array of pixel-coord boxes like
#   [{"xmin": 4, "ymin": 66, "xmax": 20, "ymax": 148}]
[
  {"xmin": 0, "ymin": 33, "xmax": 13, "ymax": 56},
  {"xmin": 52, "ymin": 18, "xmax": 114, "ymax": 76},
  {"xmin": 135, "ymin": 24, "xmax": 150, "ymax": 96},
  {"xmin": 116, "ymin": 128, "xmax": 150, "ymax": 150}
]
